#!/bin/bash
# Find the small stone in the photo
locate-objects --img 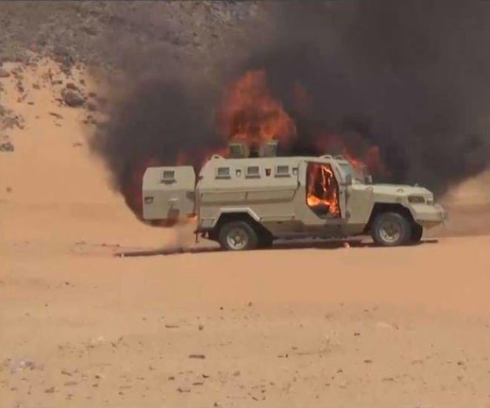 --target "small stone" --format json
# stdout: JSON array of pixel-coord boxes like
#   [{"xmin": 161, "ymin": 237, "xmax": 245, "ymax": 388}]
[
  {"xmin": 62, "ymin": 89, "xmax": 85, "ymax": 107},
  {"xmin": 66, "ymin": 82, "xmax": 78, "ymax": 90},
  {"xmin": 177, "ymin": 387, "xmax": 191, "ymax": 393},
  {"xmin": 342, "ymin": 242, "xmax": 350, "ymax": 248},
  {"xmin": 233, "ymin": 370, "xmax": 241, "ymax": 376},
  {"xmin": 168, "ymin": 376, "xmax": 175, "ymax": 381},
  {"xmin": 189, "ymin": 354, "xmax": 206, "ymax": 359},
  {"xmin": 363, "ymin": 359, "xmax": 373, "ymax": 364},
  {"xmin": 0, "ymin": 142, "xmax": 14, "ymax": 152},
  {"xmin": 49, "ymin": 112, "xmax": 64, "ymax": 119},
  {"xmin": 0, "ymin": 68, "xmax": 10, "ymax": 78},
  {"xmin": 198, "ymin": 324, "xmax": 204, "ymax": 331},
  {"xmin": 44, "ymin": 387, "xmax": 55, "ymax": 393}
]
